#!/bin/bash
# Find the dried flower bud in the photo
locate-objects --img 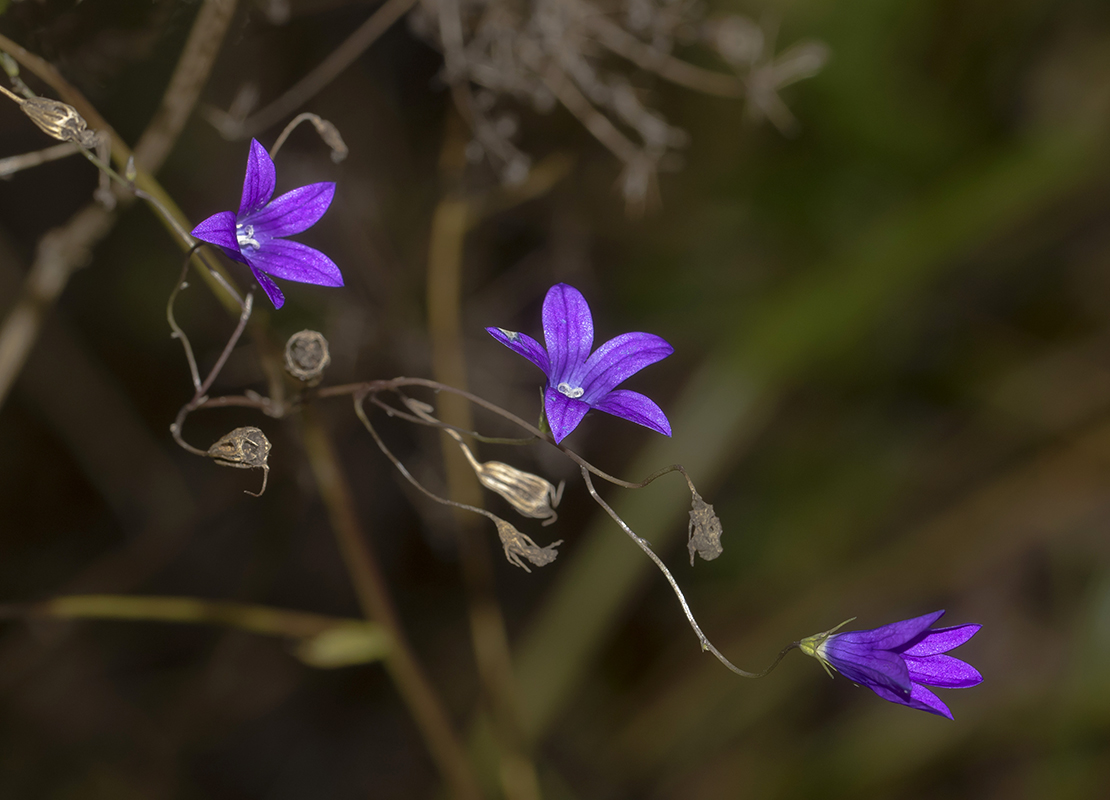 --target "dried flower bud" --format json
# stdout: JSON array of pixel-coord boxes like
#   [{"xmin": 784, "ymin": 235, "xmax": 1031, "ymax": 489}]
[
  {"xmin": 687, "ymin": 491, "xmax": 724, "ymax": 565},
  {"xmin": 475, "ymin": 461, "xmax": 563, "ymax": 526},
  {"xmin": 494, "ymin": 517, "xmax": 562, "ymax": 573},
  {"xmin": 317, "ymin": 119, "xmax": 348, "ymax": 163},
  {"xmin": 284, "ymin": 330, "xmax": 331, "ymax": 384},
  {"xmin": 19, "ymin": 97, "xmax": 98, "ymax": 148},
  {"xmin": 207, "ymin": 426, "xmax": 272, "ymax": 496}
]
